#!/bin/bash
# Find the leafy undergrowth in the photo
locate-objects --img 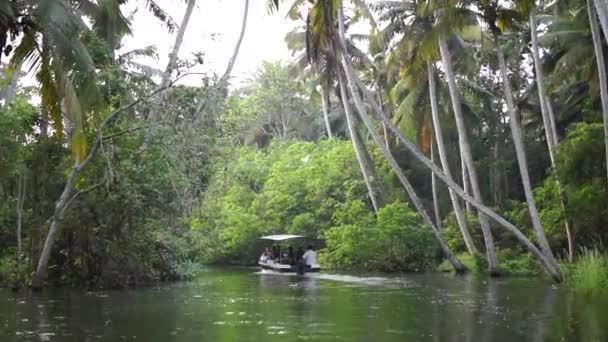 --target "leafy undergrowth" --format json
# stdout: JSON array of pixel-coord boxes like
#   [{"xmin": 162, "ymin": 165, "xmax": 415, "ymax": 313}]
[
  {"xmin": 437, "ymin": 250, "xmax": 539, "ymax": 277},
  {"xmin": 563, "ymin": 249, "xmax": 608, "ymax": 295}
]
